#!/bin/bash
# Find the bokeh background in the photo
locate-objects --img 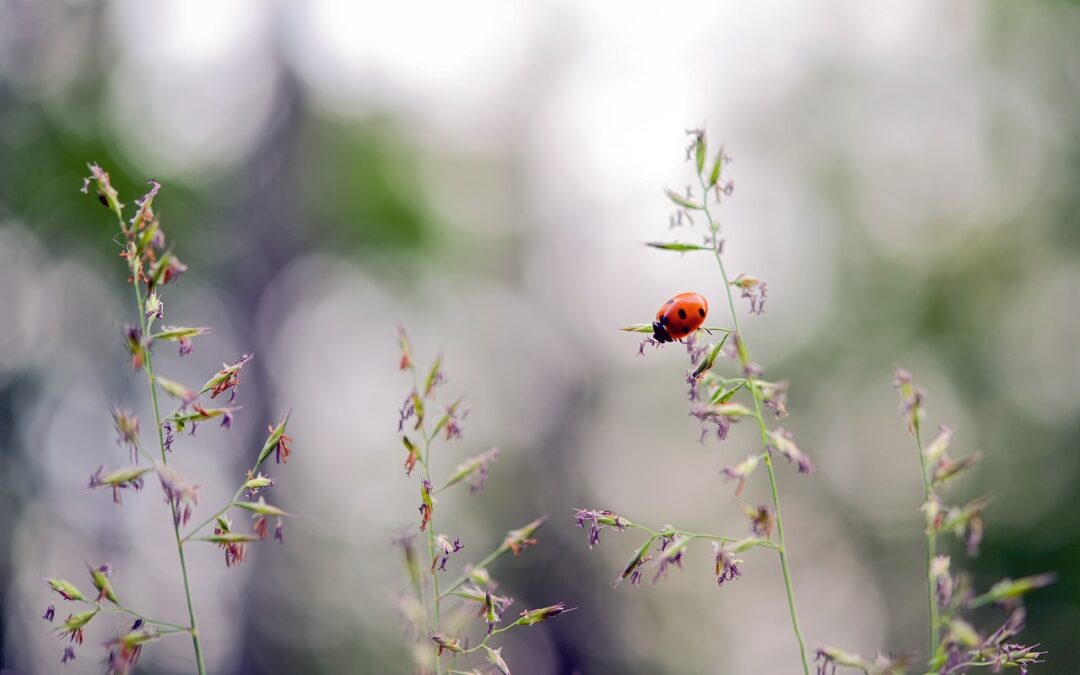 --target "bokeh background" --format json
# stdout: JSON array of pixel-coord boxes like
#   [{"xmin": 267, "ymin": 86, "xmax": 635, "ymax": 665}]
[{"xmin": 1, "ymin": 1, "xmax": 1078, "ymax": 673}]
